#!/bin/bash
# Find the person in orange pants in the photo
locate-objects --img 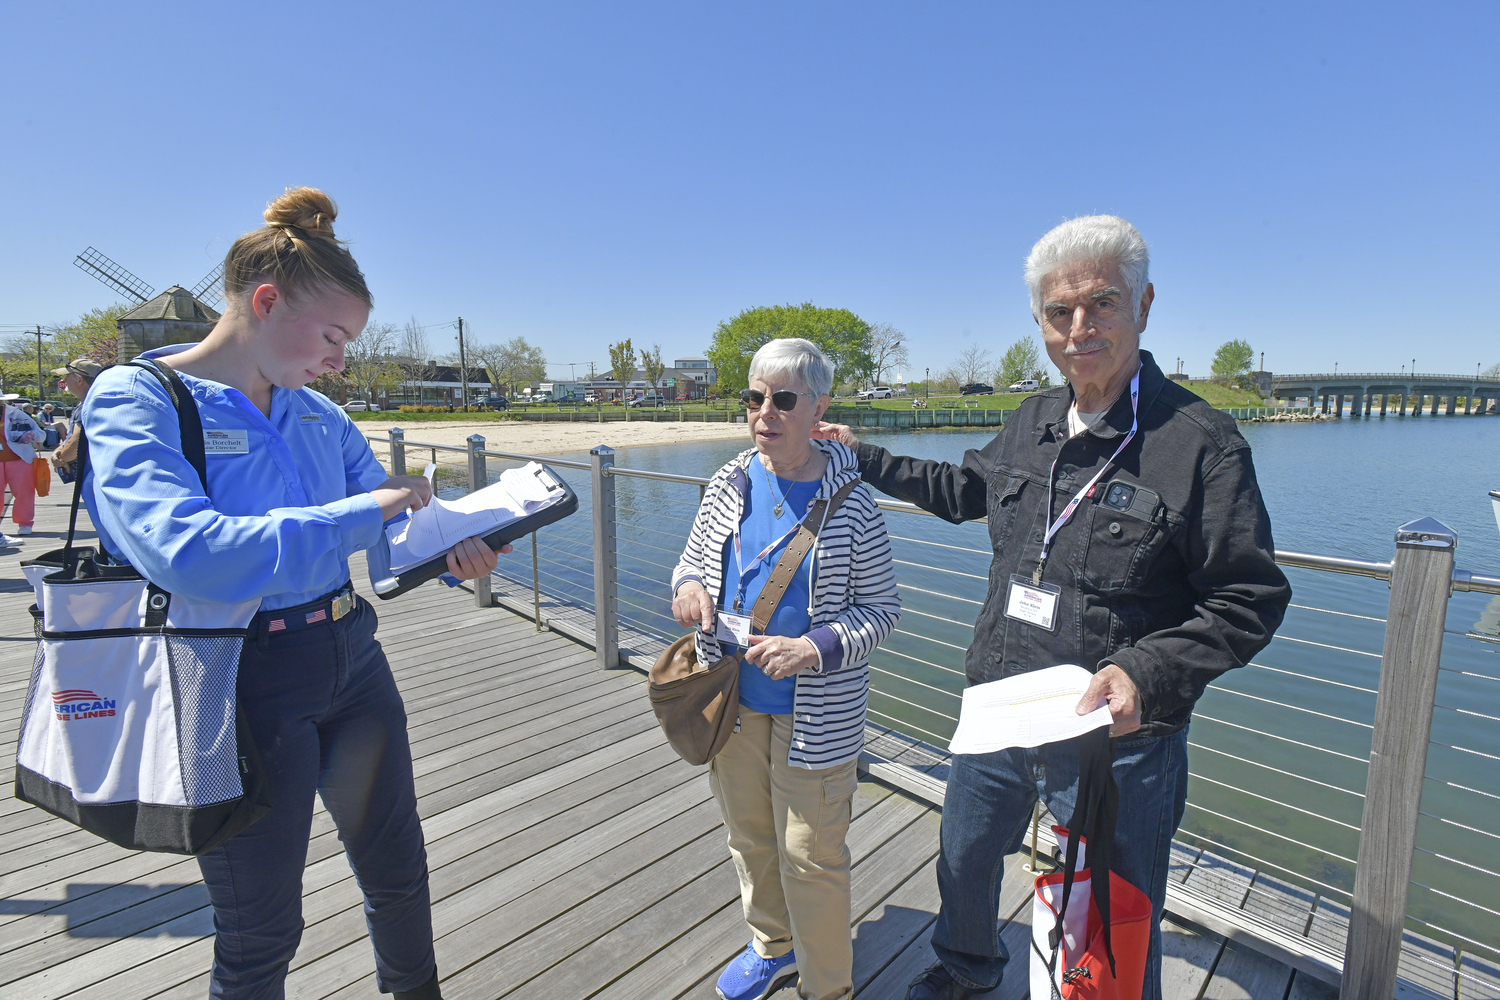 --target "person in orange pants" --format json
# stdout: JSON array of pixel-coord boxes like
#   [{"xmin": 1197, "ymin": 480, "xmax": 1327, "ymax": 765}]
[{"xmin": 1, "ymin": 394, "xmax": 43, "ymax": 535}]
